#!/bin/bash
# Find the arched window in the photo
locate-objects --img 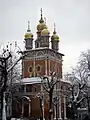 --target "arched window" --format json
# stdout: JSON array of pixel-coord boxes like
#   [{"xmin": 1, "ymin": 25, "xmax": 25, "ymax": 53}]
[
  {"xmin": 37, "ymin": 66, "xmax": 40, "ymax": 71},
  {"xmin": 28, "ymin": 66, "xmax": 32, "ymax": 73},
  {"xmin": 26, "ymin": 84, "xmax": 32, "ymax": 92},
  {"xmin": 36, "ymin": 65, "xmax": 41, "ymax": 72},
  {"xmin": 61, "ymin": 85, "xmax": 64, "ymax": 90}
]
